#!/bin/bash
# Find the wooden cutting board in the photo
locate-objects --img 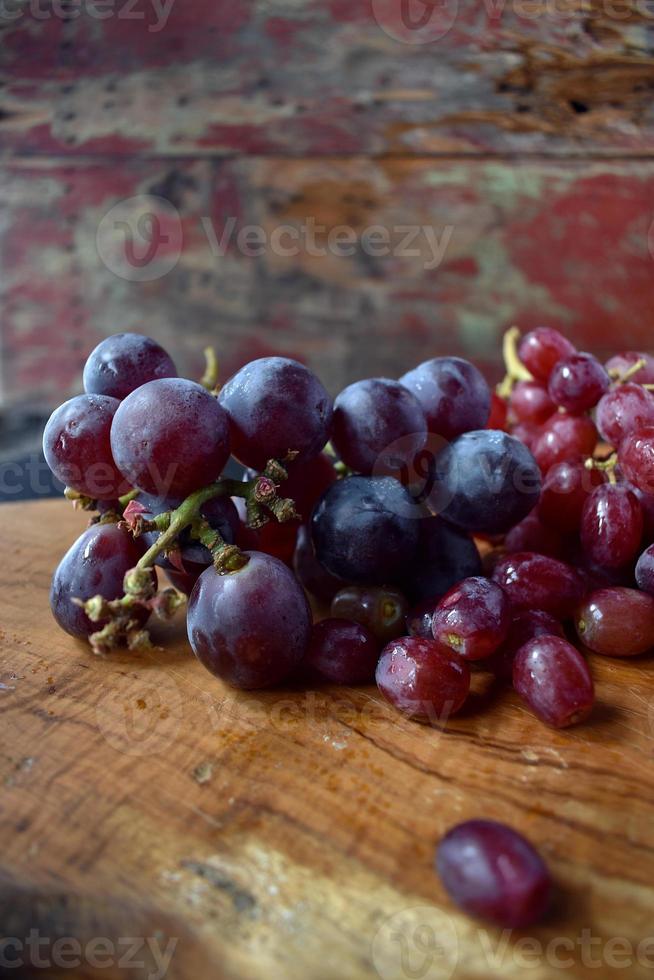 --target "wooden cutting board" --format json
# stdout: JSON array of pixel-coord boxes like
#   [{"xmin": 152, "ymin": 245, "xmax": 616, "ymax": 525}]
[{"xmin": 2, "ymin": 500, "xmax": 654, "ymax": 979}]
